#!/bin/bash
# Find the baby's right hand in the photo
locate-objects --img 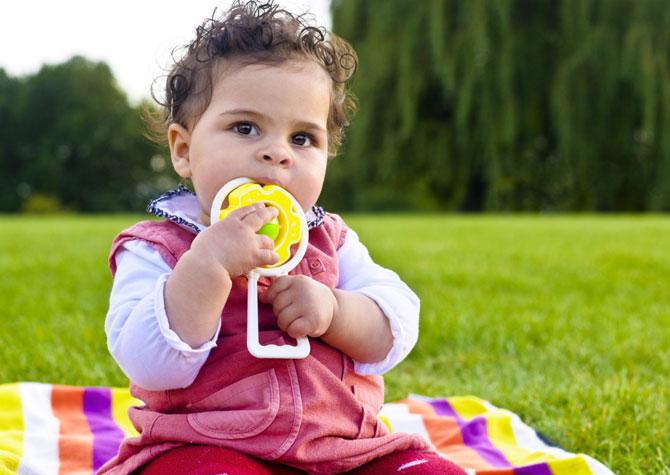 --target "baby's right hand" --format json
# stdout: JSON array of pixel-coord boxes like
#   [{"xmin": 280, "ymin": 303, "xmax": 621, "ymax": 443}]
[{"xmin": 191, "ymin": 203, "xmax": 280, "ymax": 277}]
